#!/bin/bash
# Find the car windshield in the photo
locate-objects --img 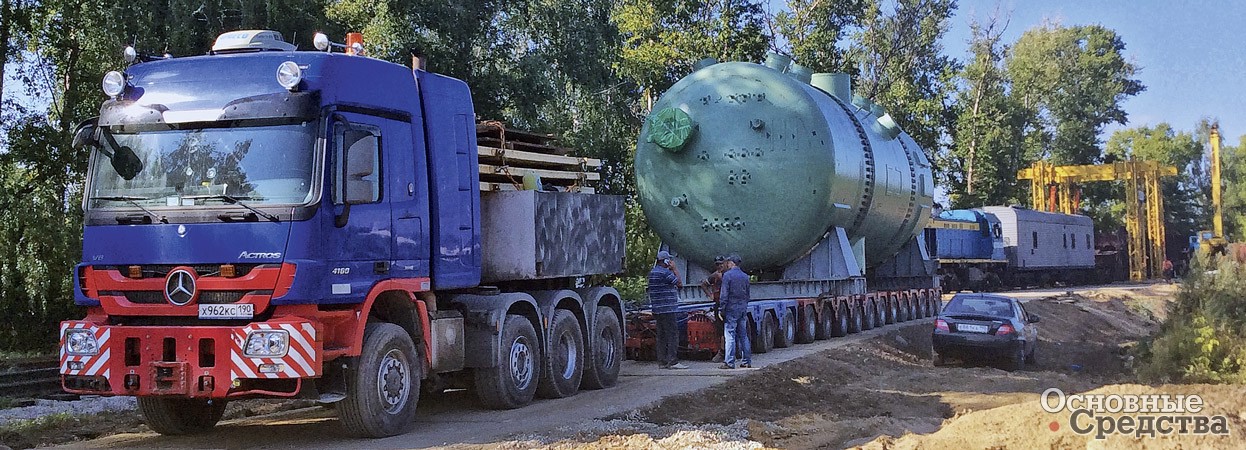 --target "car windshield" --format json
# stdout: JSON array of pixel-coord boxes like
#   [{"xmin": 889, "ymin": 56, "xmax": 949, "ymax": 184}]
[
  {"xmin": 87, "ymin": 120, "xmax": 317, "ymax": 209},
  {"xmin": 944, "ymin": 296, "xmax": 1015, "ymax": 318}
]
